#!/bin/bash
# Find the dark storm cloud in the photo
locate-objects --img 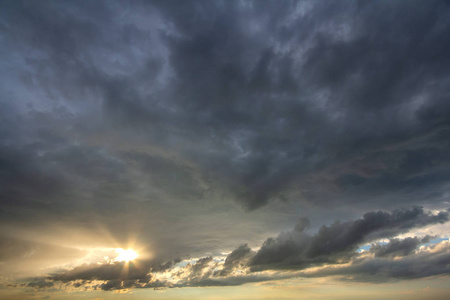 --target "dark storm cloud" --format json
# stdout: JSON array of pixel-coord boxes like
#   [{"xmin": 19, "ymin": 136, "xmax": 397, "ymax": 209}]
[
  {"xmin": 370, "ymin": 236, "xmax": 432, "ymax": 258},
  {"xmin": 302, "ymin": 241, "xmax": 450, "ymax": 283},
  {"xmin": 1, "ymin": 0, "xmax": 450, "ymax": 293},
  {"xmin": 189, "ymin": 256, "xmax": 215, "ymax": 277},
  {"xmin": 216, "ymin": 244, "xmax": 254, "ymax": 276},
  {"xmin": 49, "ymin": 256, "xmax": 216, "ymax": 290},
  {"xmin": 0, "ymin": 0, "xmax": 449, "ymax": 219},
  {"xmin": 49, "ymin": 258, "xmax": 177, "ymax": 291},
  {"xmin": 52, "ymin": 261, "xmax": 143, "ymax": 282},
  {"xmin": 249, "ymin": 207, "xmax": 448, "ymax": 270},
  {"xmin": 149, "ymin": 0, "xmax": 450, "ymax": 210}
]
